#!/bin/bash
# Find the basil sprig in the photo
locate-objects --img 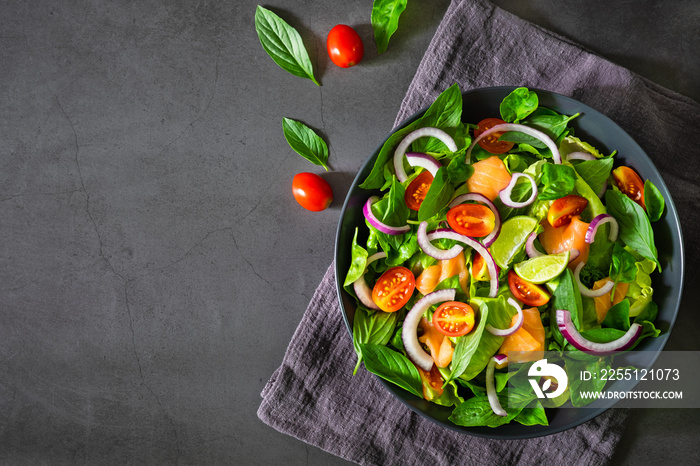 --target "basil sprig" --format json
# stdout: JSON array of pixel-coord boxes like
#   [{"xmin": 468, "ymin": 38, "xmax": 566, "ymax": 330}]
[
  {"xmin": 371, "ymin": 0, "xmax": 408, "ymax": 54},
  {"xmin": 282, "ymin": 118, "xmax": 329, "ymax": 170},
  {"xmin": 254, "ymin": 6, "xmax": 319, "ymax": 85}
]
